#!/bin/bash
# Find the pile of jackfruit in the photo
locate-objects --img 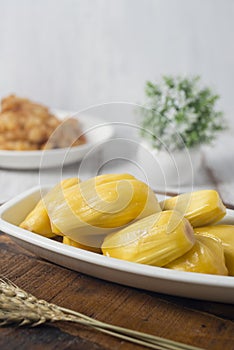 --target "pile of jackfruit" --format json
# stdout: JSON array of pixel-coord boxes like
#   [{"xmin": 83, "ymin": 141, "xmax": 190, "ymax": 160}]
[{"xmin": 19, "ymin": 174, "xmax": 234, "ymax": 276}]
